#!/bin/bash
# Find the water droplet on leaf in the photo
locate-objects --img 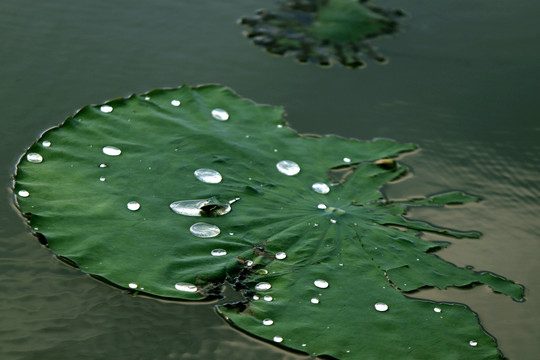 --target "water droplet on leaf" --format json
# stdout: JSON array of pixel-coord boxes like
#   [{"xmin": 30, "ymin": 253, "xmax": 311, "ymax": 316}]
[
  {"xmin": 311, "ymin": 298, "xmax": 320, "ymax": 304},
  {"xmin": 273, "ymin": 336, "xmax": 283, "ymax": 343},
  {"xmin": 469, "ymin": 340, "xmax": 478, "ymax": 347},
  {"xmin": 171, "ymin": 99, "xmax": 181, "ymax": 106},
  {"xmin": 100, "ymin": 105, "xmax": 113, "ymax": 113},
  {"xmin": 194, "ymin": 168, "xmax": 222, "ymax": 184},
  {"xmin": 99, "ymin": 177, "xmax": 106, "ymax": 182},
  {"xmin": 312, "ymin": 182, "xmax": 330, "ymax": 194},
  {"xmin": 211, "ymin": 249, "xmax": 227, "ymax": 256},
  {"xmin": 314, "ymin": 279, "xmax": 329, "ymax": 289},
  {"xmin": 262, "ymin": 319, "xmax": 274, "ymax": 326},
  {"xmin": 99, "ymin": 163, "xmax": 108, "ymax": 168},
  {"xmin": 434, "ymin": 307, "xmax": 442, "ymax": 313},
  {"xmin": 103, "ymin": 146, "xmax": 121, "ymax": 156},
  {"xmin": 255, "ymin": 282, "xmax": 271, "ymax": 291},
  {"xmin": 374, "ymin": 302, "xmax": 389, "ymax": 312},
  {"xmin": 174, "ymin": 282, "xmax": 198, "ymax": 292},
  {"xmin": 128, "ymin": 283, "xmax": 138, "ymax": 289},
  {"xmin": 317, "ymin": 204, "xmax": 327, "ymax": 209},
  {"xmin": 18, "ymin": 190, "xmax": 29, "ymax": 197},
  {"xmin": 127, "ymin": 201, "xmax": 140, "ymax": 211},
  {"xmin": 42, "ymin": 140, "xmax": 51, "ymax": 147},
  {"xmin": 27, "ymin": 153, "xmax": 43, "ymax": 163},
  {"xmin": 263, "ymin": 295, "xmax": 273, "ymax": 302},
  {"xmin": 275, "ymin": 252, "xmax": 287, "ymax": 260},
  {"xmin": 170, "ymin": 198, "xmax": 231, "ymax": 217},
  {"xmin": 343, "ymin": 157, "xmax": 351, "ymax": 163},
  {"xmin": 211, "ymin": 108, "xmax": 229, "ymax": 121},
  {"xmin": 190, "ymin": 222, "xmax": 221, "ymax": 238},
  {"xmin": 276, "ymin": 160, "xmax": 300, "ymax": 176}
]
